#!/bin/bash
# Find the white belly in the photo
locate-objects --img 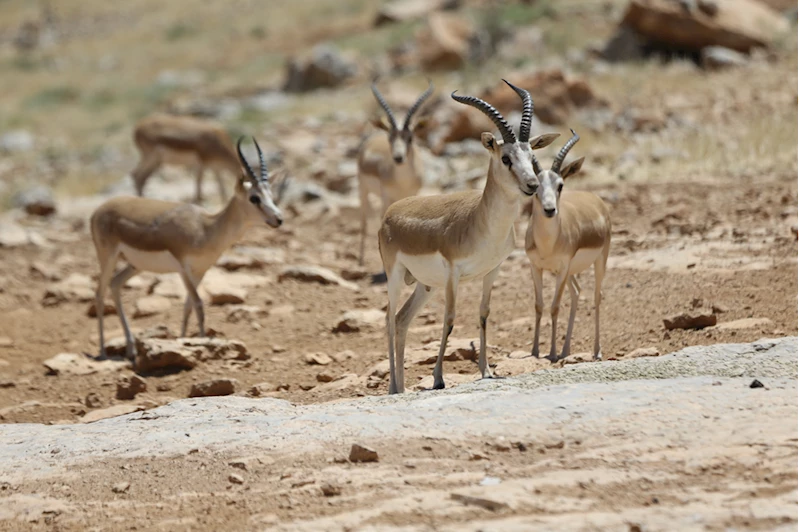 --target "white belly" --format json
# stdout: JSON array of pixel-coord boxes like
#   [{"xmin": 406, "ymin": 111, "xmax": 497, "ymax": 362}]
[
  {"xmin": 119, "ymin": 243, "xmax": 182, "ymax": 274},
  {"xmin": 527, "ymin": 247, "xmax": 602, "ymax": 276},
  {"xmin": 397, "ymin": 251, "xmax": 449, "ymax": 287}
]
